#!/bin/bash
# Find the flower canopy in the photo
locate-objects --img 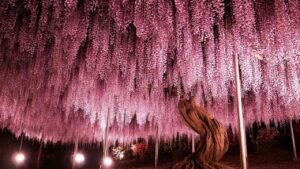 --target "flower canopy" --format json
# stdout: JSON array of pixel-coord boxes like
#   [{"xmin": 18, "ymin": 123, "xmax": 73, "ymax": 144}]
[{"xmin": 0, "ymin": 0, "xmax": 299, "ymax": 142}]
